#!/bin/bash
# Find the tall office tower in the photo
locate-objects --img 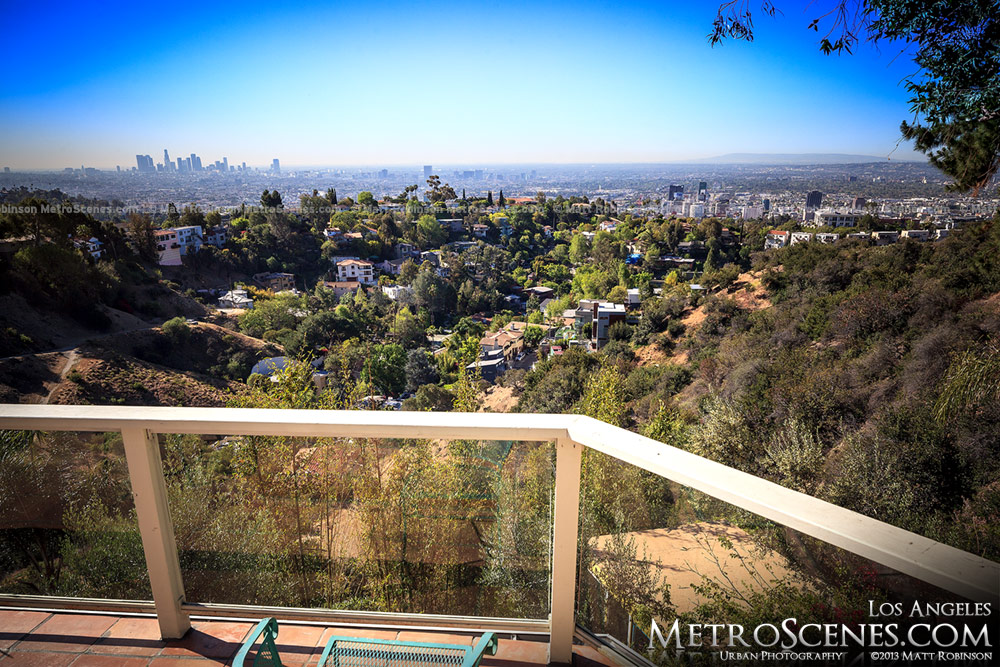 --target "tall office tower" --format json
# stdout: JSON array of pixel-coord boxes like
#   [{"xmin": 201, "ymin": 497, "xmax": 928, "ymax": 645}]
[
  {"xmin": 423, "ymin": 165, "xmax": 432, "ymax": 179},
  {"xmin": 176, "ymin": 157, "xmax": 183, "ymax": 172},
  {"xmin": 136, "ymin": 154, "xmax": 155, "ymax": 172},
  {"xmin": 271, "ymin": 158, "xmax": 281, "ymax": 173},
  {"xmin": 851, "ymin": 197, "xmax": 866, "ymax": 210},
  {"xmin": 805, "ymin": 190, "xmax": 823, "ymax": 208},
  {"xmin": 163, "ymin": 149, "xmax": 172, "ymax": 171},
  {"xmin": 380, "ymin": 168, "xmax": 388, "ymax": 178},
  {"xmin": 763, "ymin": 198, "xmax": 771, "ymax": 212},
  {"xmin": 184, "ymin": 157, "xmax": 192, "ymax": 172},
  {"xmin": 697, "ymin": 181, "xmax": 708, "ymax": 202},
  {"xmin": 668, "ymin": 184, "xmax": 684, "ymax": 201},
  {"xmin": 223, "ymin": 157, "xmax": 229, "ymax": 172},
  {"xmin": 530, "ymin": 169, "xmax": 537, "ymax": 179}
]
